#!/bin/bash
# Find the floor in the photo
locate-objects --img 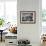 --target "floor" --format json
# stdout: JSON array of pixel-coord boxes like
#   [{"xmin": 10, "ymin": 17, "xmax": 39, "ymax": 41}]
[
  {"xmin": 0, "ymin": 41, "xmax": 5, "ymax": 46},
  {"xmin": 0, "ymin": 41, "xmax": 46, "ymax": 46}
]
